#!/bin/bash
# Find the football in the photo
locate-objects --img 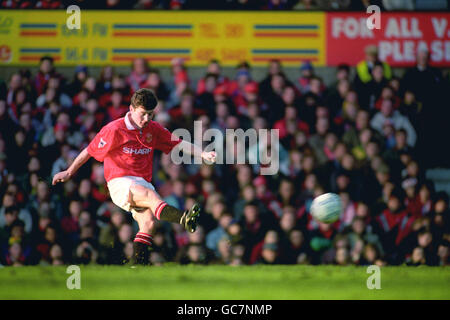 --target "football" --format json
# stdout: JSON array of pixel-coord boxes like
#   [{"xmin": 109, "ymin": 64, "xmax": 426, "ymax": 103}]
[{"xmin": 310, "ymin": 193, "xmax": 342, "ymax": 224}]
